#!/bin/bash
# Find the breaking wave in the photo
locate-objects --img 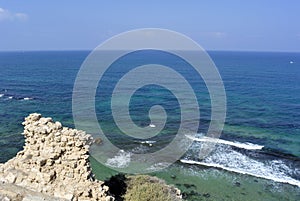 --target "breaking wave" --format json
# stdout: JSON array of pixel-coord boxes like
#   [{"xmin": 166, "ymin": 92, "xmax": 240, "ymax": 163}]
[
  {"xmin": 181, "ymin": 142, "xmax": 300, "ymax": 187},
  {"xmin": 185, "ymin": 134, "xmax": 264, "ymax": 150}
]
